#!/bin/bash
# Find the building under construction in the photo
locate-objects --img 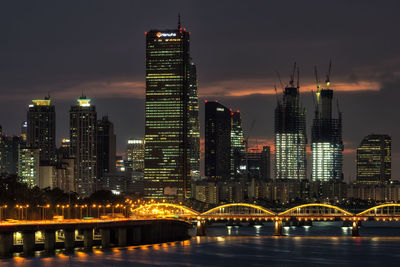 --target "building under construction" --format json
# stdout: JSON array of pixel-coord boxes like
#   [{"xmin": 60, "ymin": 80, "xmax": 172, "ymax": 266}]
[
  {"xmin": 311, "ymin": 63, "xmax": 343, "ymax": 181},
  {"xmin": 274, "ymin": 64, "xmax": 307, "ymax": 180}
]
